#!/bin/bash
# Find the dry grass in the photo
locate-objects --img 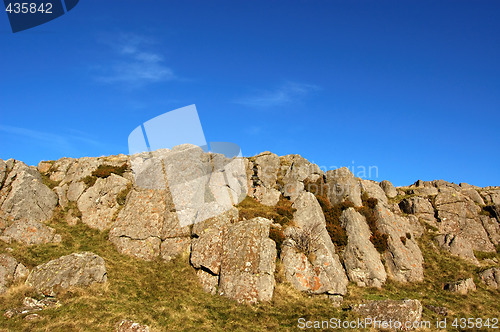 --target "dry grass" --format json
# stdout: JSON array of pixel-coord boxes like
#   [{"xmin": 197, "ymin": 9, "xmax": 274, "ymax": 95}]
[{"xmin": 0, "ymin": 207, "xmax": 499, "ymax": 331}]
